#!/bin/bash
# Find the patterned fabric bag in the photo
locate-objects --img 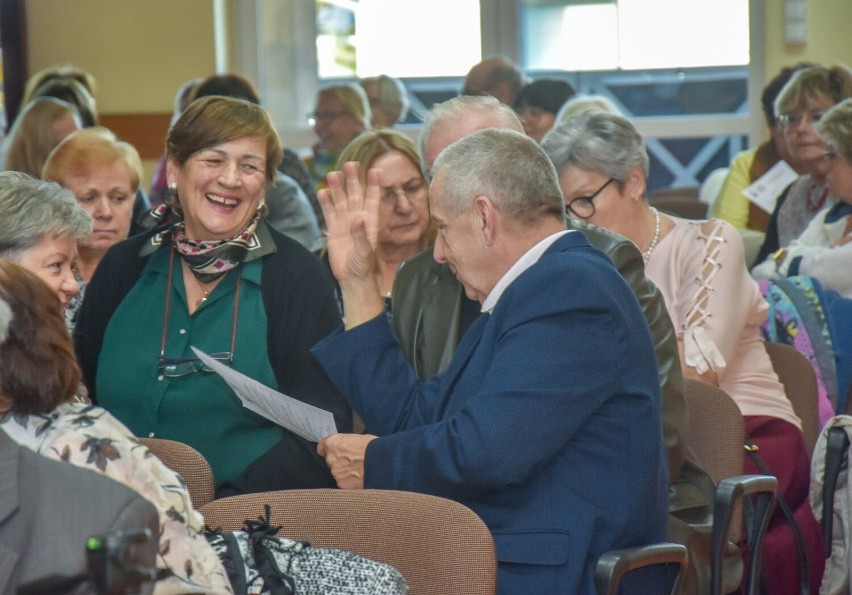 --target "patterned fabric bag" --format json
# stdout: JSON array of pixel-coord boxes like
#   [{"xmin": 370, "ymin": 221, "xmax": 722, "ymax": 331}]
[
  {"xmin": 205, "ymin": 506, "xmax": 409, "ymax": 595},
  {"xmin": 759, "ymin": 276, "xmax": 838, "ymax": 424}
]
